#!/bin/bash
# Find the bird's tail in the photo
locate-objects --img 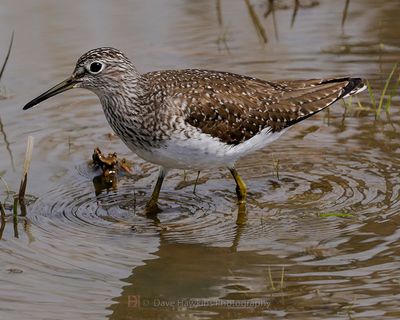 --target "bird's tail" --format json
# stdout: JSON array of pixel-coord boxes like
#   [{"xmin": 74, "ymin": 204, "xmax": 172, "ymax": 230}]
[
  {"xmin": 336, "ymin": 77, "xmax": 366, "ymax": 99},
  {"xmin": 277, "ymin": 77, "xmax": 366, "ymax": 129}
]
